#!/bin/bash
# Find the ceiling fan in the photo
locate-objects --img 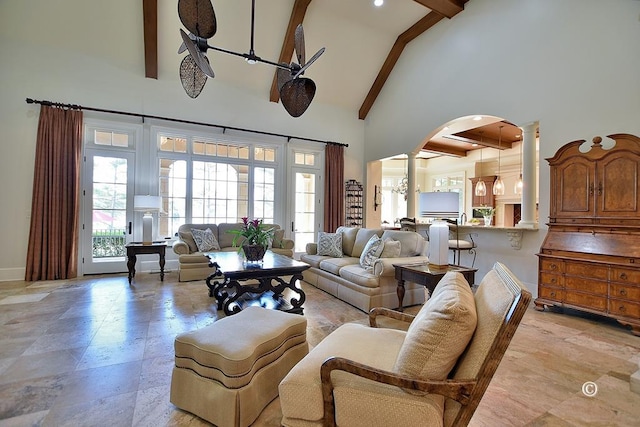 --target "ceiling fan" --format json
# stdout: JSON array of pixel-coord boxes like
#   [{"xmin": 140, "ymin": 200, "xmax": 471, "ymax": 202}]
[{"xmin": 177, "ymin": 0, "xmax": 325, "ymax": 117}]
